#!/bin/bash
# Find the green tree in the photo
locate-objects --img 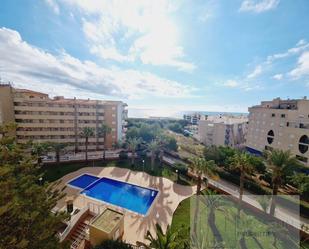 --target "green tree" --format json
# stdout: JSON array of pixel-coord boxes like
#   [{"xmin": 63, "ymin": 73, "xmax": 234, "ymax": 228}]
[
  {"xmin": 0, "ymin": 122, "xmax": 17, "ymax": 137},
  {"xmin": 98, "ymin": 123, "xmax": 112, "ymax": 162},
  {"xmin": 204, "ymin": 145, "xmax": 237, "ymax": 167},
  {"xmin": 264, "ymin": 149, "xmax": 299, "ymax": 216},
  {"xmin": 189, "ymin": 157, "xmax": 217, "ymax": 234},
  {"xmin": 80, "ymin": 127, "xmax": 95, "ymax": 164},
  {"xmin": 127, "ymin": 137, "xmax": 141, "ymax": 167},
  {"xmin": 0, "ymin": 124, "xmax": 67, "ymax": 249},
  {"xmin": 148, "ymin": 139, "xmax": 160, "ymax": 171},
  {"xmin": 49, "ymin": 142, "xmax": 68, "ymax": 164},
  {"xmin": 248, "ymin": 155, "xmax": 266, "ymax": 174},
  {"xmin": 164, "ymin": 136, "xmax": 178, "ymax": 152},
  {"xmin": 230, "ymin": 152, "xmax": 255, "ymax": 211},
  {"xmin": 289, "ymin": 173, "xmax": 309, "ymax": 199},
  {"xmin": 168, "ymin": 123, "xmax": 183, "ymax": 133},
  {"xmin": 31, "ymin": 142, "xmax": 50, "ymax": 165},
  {"xmin": 142, "ymin": 224, "xmax": 180, "ymax": 249}
]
